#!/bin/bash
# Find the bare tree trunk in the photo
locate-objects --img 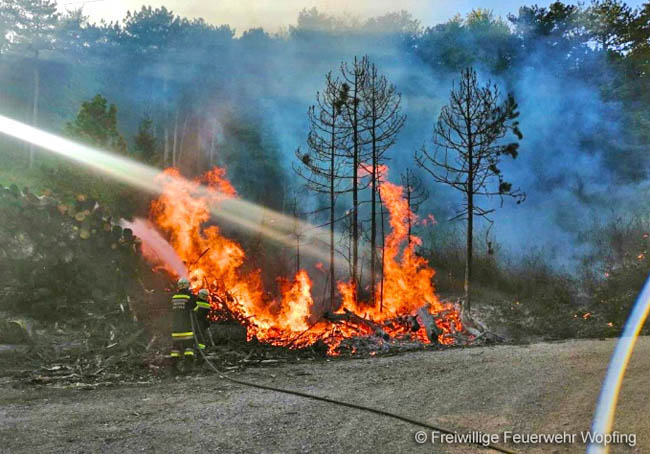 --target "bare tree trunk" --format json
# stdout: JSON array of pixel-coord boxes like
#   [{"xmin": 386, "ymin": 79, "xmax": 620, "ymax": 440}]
[
  {"xmin": 293, "ymin": 200, "xmax": 301, "ymax": 274},
  {"xmin": 209, "ymin": 123, "xmax": 216, "ymax": 168},
  {"xmin": 348, "ymin": 214, "xmax": 353, "ymax": 279},
  {"xmin": 465, "ymin": 191, "xmax": 473, "ymax": 316},
  {"xmin": 296, "ymin": 235, "xmax": 300, "ymax": 273},
  {"xmin": 177, "ymin": 114, "xmax": 189, "ymax": 166},
  {"xmin": 400, "ymin": 169, "xmax": 427, "ymax": 245},
  {"xmin": 295, "ymin": 232, "xmax": 301, "ymax": 274},
  {"xmin": 413, "ymin": 67, "xmax": 523, "ymax": 319},
  {"xmin": 164, "ymin": 126, "xmax": 169, "ymax": 166},
  {"xmin": 367, "ymin": 70, "xmax": 379, "ymax": 306},
  {"xmin": 379, "ymin": 191, "xmax": 385, "ymax": 312},
  {"xmin": 351, "ymin": 68, "xmax": 360, "ymax": 295},
  {"xmin": 29, "ymin": 53, "xmax": 40, "ymax": 168},
  {"xmin": 295, "ymin": 72, "xmax": 344, "ymax": 310},
  {"xmin": 465, "ymin": 88, "xmax": 474, "ymax": 317},
  {"xmin": 368, "ymin": 83, "xmax": 378, "ymax": 304},
  {"xmin": 359, "ymin": 60, "xmax": 404, "ymax": 306},
  {"xmin": 370, "ymin": 143, "xmax": 377, "ymax": 304},
  {"xmin": 163, "ymin": 77, "xmax": 169, "ymax": 167},
  {"xmin": 406, "ymin": 186, "xmax": 412, "ymax": 245},
  {"xmin": 172, "ymin": 111, "xmax": 178, "ymax": 167},
  {"xmin": 330, "ymin": 127, "xmax": 336, "ymax": 311}
]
